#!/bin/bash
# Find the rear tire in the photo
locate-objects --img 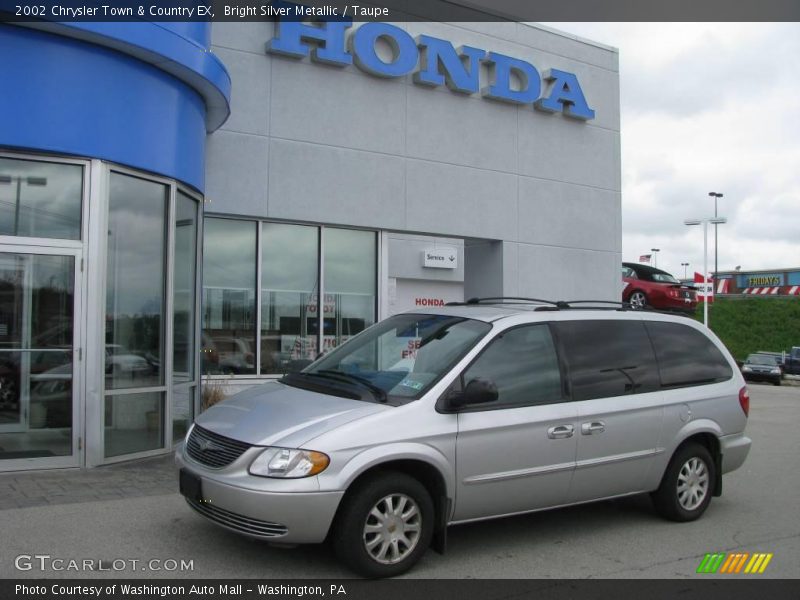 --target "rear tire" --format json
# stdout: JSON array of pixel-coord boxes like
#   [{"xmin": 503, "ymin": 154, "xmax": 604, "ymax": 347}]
[
  {"xmin": 332, "ymin": 472, "xmax": 434, "ymax": 578},
  {"xmin": 629, "ymin": 290, "xmax": 648, "ymax": 310},
  {"xmin": 652, "ymin": 442, "xmax": 715, "ymax": 522}
]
